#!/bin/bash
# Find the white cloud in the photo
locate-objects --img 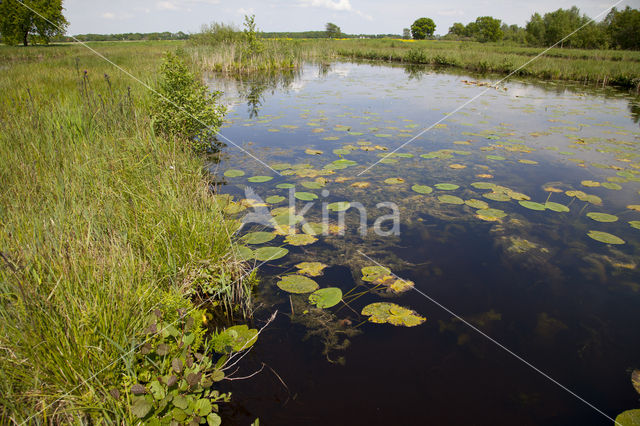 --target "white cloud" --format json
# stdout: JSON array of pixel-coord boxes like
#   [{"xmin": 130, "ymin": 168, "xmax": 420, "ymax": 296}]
[
  {"xmin": 157, "ymin": 1, "xmax": 180, "ymax": 11},
  {"xmin": 355, "ymin": 10, "xmax": 373, "ymax": 21},
  {"xmin": 237, "ymin": 7, "xmax": 255, "ymax": 15},
  {"xmin": 436, "ymin": 9, "xmax": 465, "ymax": 17},
  {"xmin": 102, "ymin": 12, "xmax": 116, "ymax": 19},
  {"xmin": 300, "ymin": 0, "xmax": 352, "ymax": 11}
]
